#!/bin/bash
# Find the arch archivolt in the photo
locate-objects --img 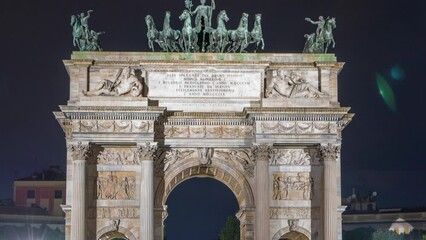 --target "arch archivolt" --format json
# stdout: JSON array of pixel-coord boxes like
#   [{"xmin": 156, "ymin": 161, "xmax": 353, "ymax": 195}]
[
  {"xmin": 154, "ymin": 150, "xmax": 255, "ymax": 208},
  {"xmin": 96, "ymin": 224, "xmax": 136, "ymax": 240},
  {"xmin": 272, "ymin": 226, "xmax": 311, "ymax": 240}
]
